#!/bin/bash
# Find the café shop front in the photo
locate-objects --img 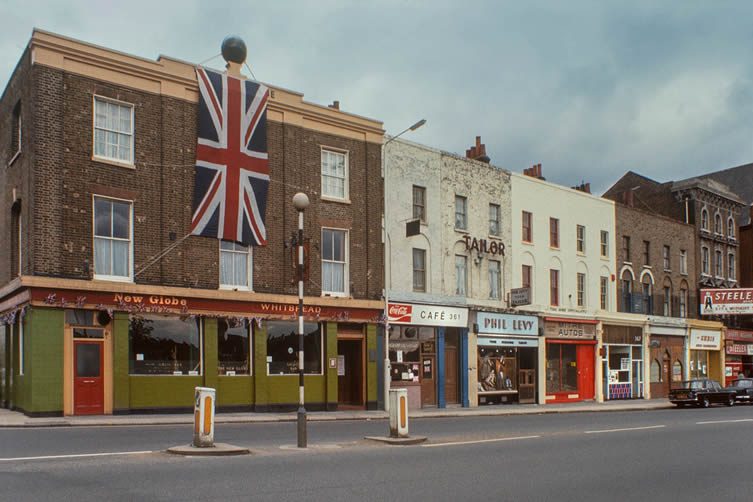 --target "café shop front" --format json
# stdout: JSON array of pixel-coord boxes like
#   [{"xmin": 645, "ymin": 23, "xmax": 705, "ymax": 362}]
[
  {"xmin": 387, "ymin": 302, "xmax": 469, "ymax": 409},
  {"xmin": 0, "ymin": 277, "xmax": 382, "ymax": 416},
  {"xmin": 544, "ymin": 317, "xmax": 598, "ymax": 403},
  {"xmin": 724, "ymin": 329, "xmax": 753, "ymax": 385}
]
